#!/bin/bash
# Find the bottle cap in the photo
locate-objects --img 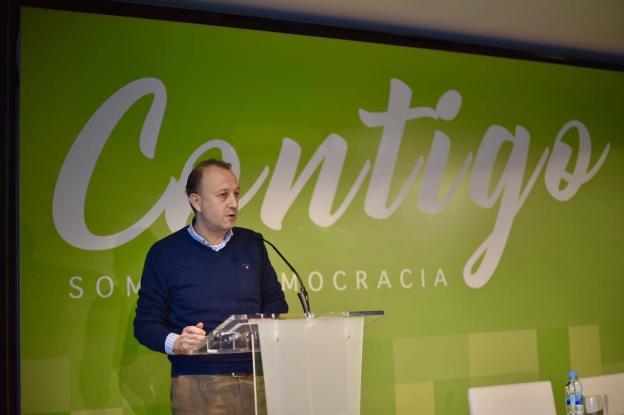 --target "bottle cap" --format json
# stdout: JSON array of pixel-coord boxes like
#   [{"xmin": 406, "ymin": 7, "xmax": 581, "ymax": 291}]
[{"xmin": 568, "ymin": 370, "xmax": 577, "ymax": 378}]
